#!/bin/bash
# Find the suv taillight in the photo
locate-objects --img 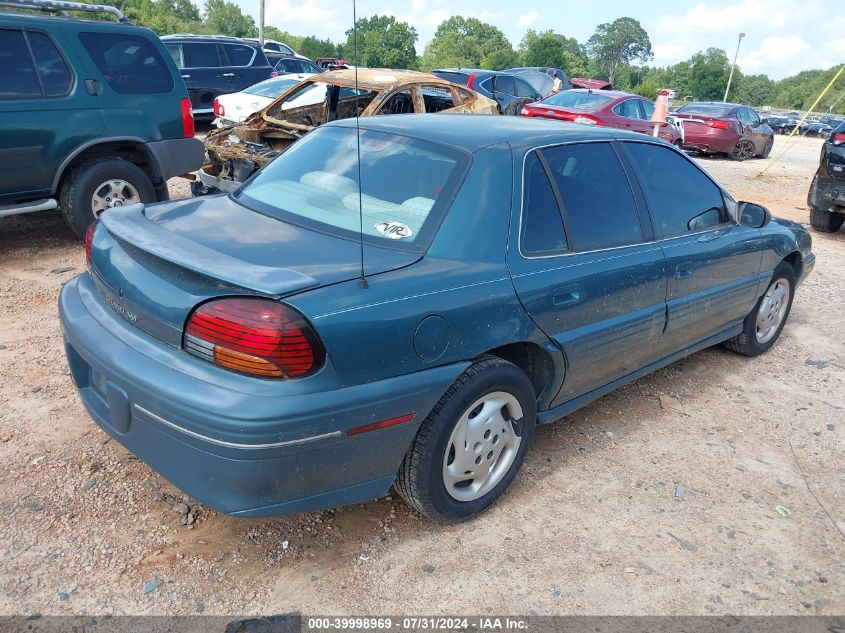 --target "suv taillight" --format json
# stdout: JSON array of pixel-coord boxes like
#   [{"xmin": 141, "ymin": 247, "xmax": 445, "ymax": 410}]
[
  {"xmin": 213, "ymin": 98, "xmax": 224, "ymax": 117},
  {"xmin": 180, "ymin": 98, "xmax": 195, "ymax": 138},
  {"xmin": 85, "ymin": 220, "xmax": 98, "ymax": 265},
  {"xmin": 832, "ymin": 133, "xmax": 845, "ymax": 146},
  {"xmin": 466, "ymin": 73, "xmax": 476, "ymax": 89},
  {"xmin": 184, "ymin": 298, "xmax": 324, "ymax": 379},
  {"xmin": 270, "ymin": 70, "xmax": 279, "ymax": 78}
]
